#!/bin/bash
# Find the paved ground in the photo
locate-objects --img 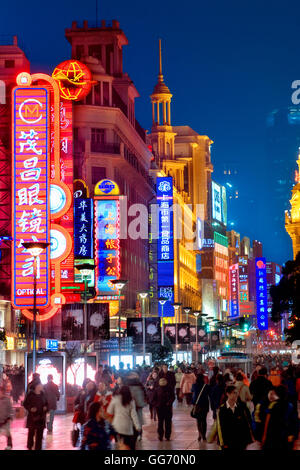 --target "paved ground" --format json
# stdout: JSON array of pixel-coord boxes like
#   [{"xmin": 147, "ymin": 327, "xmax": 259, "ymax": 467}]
[{"xmin": 1, "ymin": 403, "xmax": 299, "ymax": 450}]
